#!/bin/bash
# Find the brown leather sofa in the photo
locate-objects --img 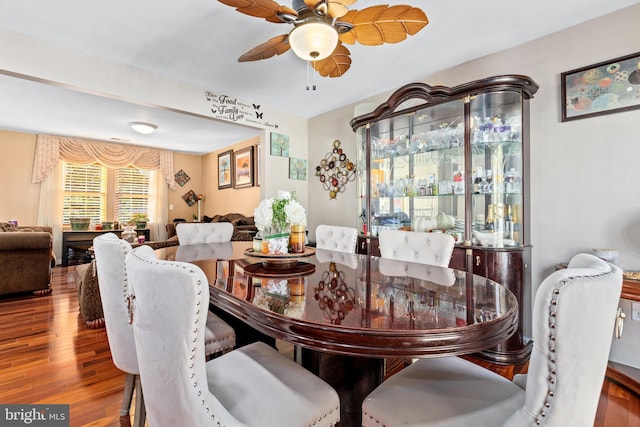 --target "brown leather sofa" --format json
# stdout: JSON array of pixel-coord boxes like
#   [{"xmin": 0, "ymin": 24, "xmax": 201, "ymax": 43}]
[{"xmin": 0, "ymin": 223, "xmax": 54, "ymax": 296}]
